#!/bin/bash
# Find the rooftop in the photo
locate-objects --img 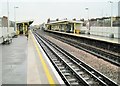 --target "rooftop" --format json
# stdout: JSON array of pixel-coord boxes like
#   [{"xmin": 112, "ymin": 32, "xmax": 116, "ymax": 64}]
[{"xmin": 46, "ymin": 19, "xmax": 83, "ymax": 25}]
